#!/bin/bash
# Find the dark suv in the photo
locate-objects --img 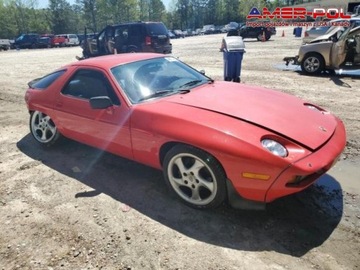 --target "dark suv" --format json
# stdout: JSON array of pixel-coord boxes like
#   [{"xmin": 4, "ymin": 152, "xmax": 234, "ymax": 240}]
[
  {"xmin": 237, "ymin": 24, "xmax": 276, "ymax": 41},
  {"xmin": 12, "ymin": 34, "xmax": 40, "ymax": 49},
  {"xmin": 81, "ymin": 21, "xmax": 172, "ymax": 59}
]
